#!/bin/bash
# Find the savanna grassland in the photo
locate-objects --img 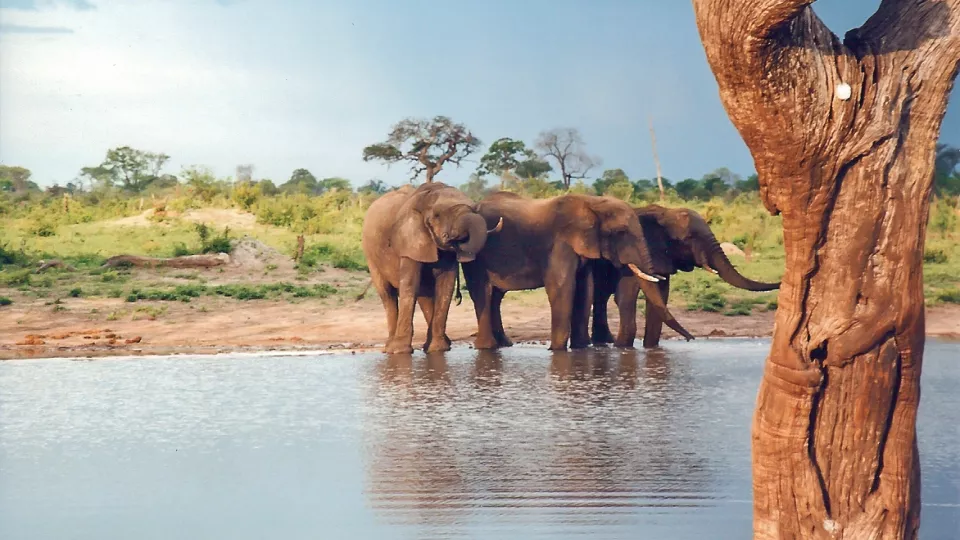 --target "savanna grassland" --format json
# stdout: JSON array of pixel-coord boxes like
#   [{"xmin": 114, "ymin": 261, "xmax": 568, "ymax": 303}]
[{"xmin": 2, "ymin": 139, "xmax": 959, "ymax": 359}]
